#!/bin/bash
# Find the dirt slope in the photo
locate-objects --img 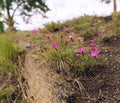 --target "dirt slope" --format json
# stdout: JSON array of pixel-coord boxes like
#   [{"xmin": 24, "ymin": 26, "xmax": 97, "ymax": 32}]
[
  {"xmin": 25, "ymin": 47, "xmax": 59, "ymax": 103},
  {"xmin": 18, "ymin": 34, "xmax": 120, "ymax": 103},
  {"xmin": 79, "ymin": 36, "xmax": 120, "ymax": 103}
]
